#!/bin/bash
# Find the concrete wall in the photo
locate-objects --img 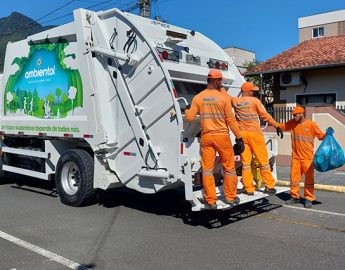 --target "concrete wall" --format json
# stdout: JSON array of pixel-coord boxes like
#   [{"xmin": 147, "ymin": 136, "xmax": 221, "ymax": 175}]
[
  {"xmin": 299, "ymin": 22, "xmax": 339, "ymax": 43},
  {"xmin": 275, "ymin": 67, "xmax": 345, "ymax": 107},
  {"xmin": 223, "ymin": 47, "xmax": 255, "ymax": 74},
  {"xmin": 298, "ymin": 9, "xmax": 345, "ymax": 42}
]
